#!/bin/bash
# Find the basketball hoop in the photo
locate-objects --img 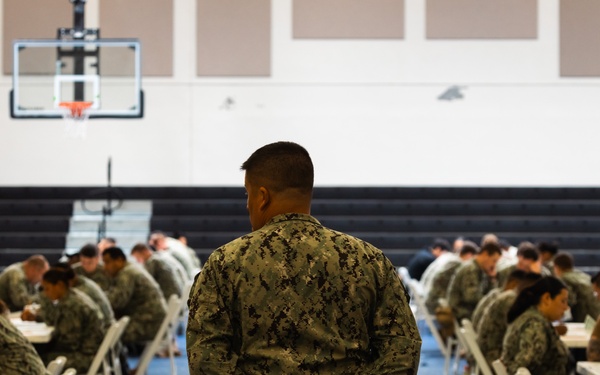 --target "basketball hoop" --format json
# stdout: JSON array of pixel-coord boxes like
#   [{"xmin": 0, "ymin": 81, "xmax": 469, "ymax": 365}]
[{"xmin": 59, "ymin": 101, "xmax": 92, "ymax": 138}]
